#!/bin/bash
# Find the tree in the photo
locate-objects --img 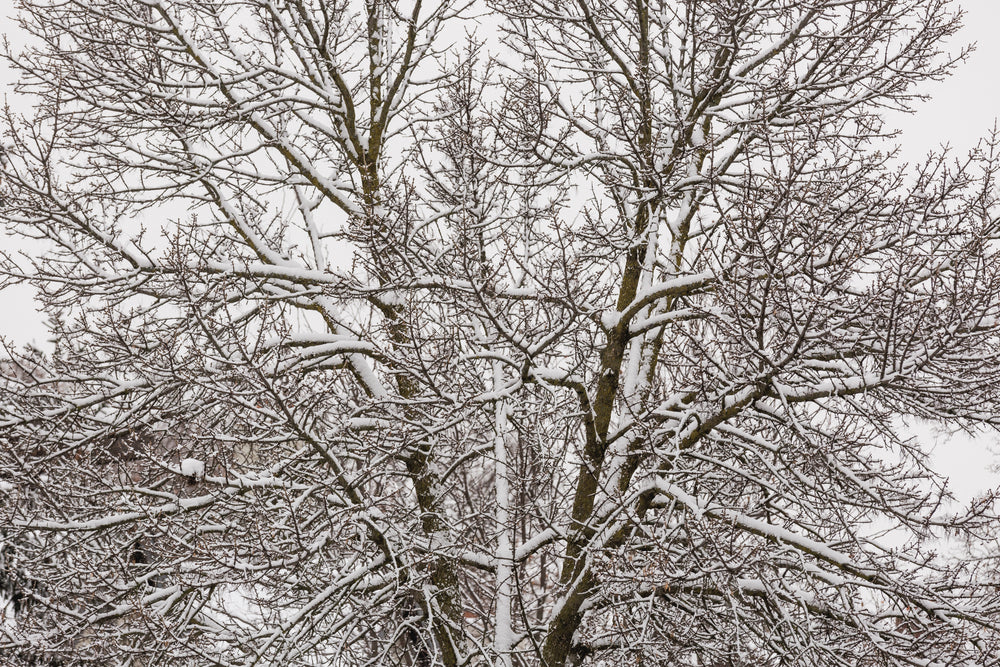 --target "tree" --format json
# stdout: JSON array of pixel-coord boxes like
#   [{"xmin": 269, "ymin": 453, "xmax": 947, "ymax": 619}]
[{"xmin": 2, "ymin": 0, "xmax": 1000, "ymax": 664}]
